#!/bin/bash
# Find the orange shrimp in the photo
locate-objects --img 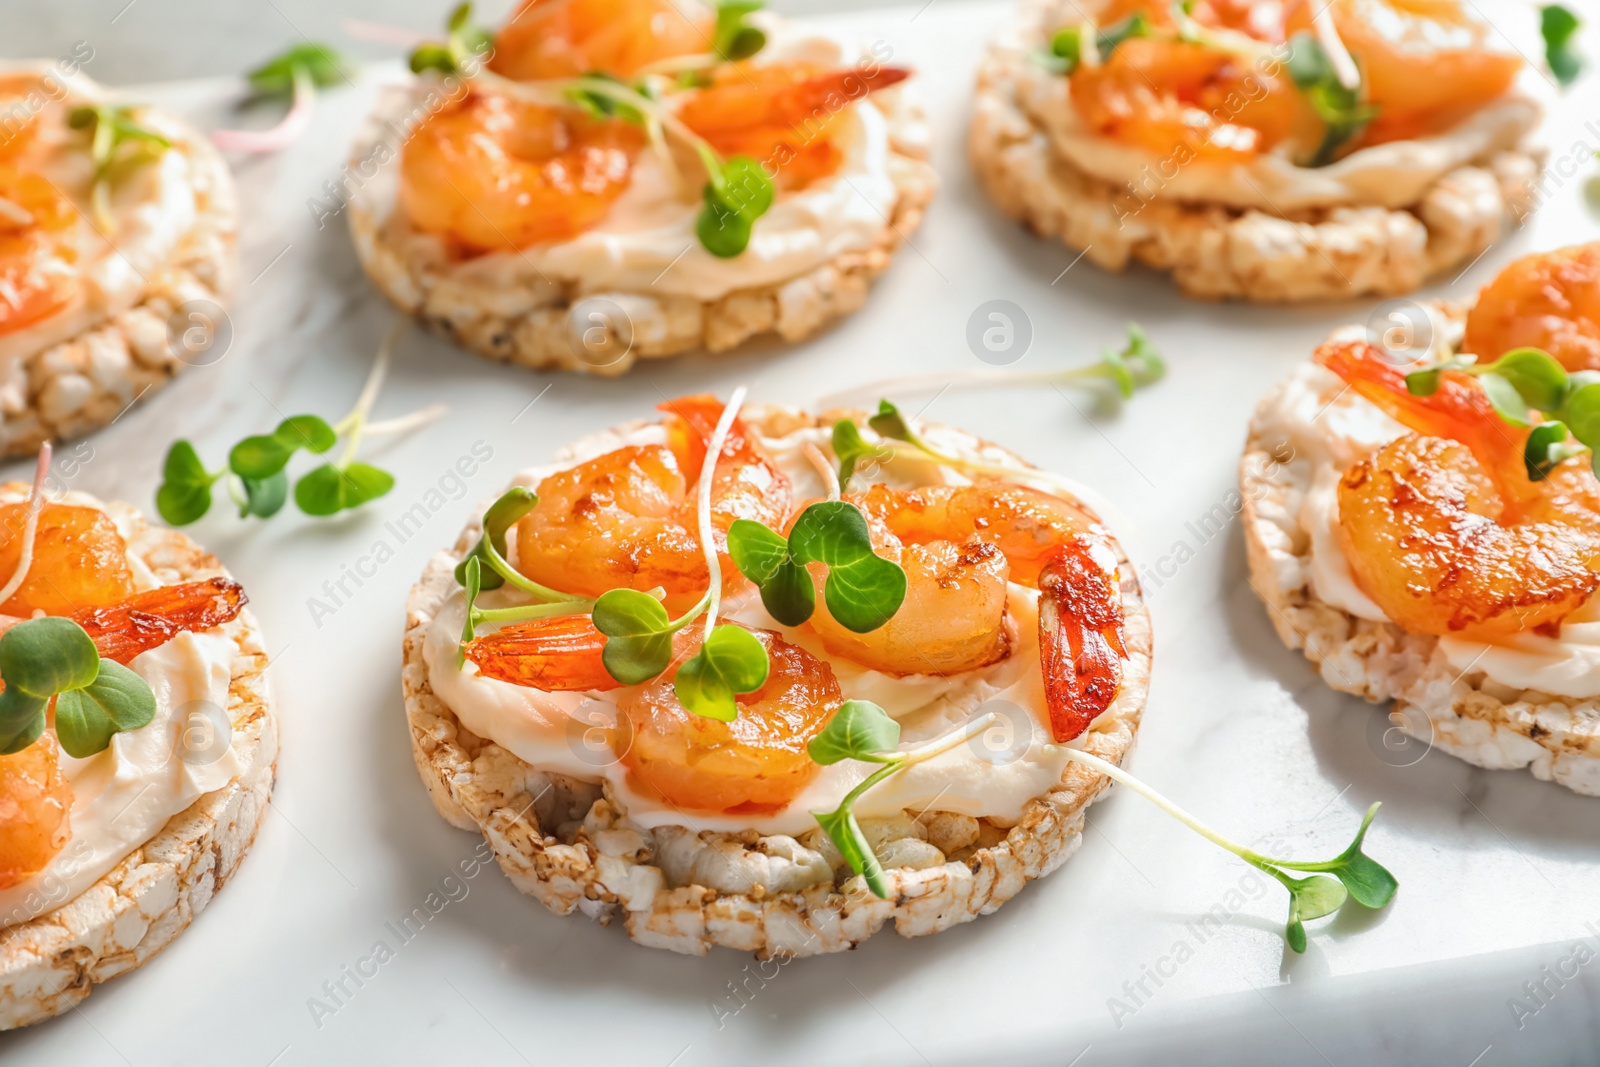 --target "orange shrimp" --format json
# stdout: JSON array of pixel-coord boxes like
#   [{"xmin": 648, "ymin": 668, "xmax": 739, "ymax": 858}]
[
  {"xmin": 72, "ymin": 577, "xmax": 247, "ymax": 664},
  {"xmin": 0, "ymin": 733, "xmax": 72, "ymax": 891},
  {"xmin": 0, "ymin": 169, "xmax": 82, "ymax": 337},
  {"xmin": 0, "ymin": 73, "xmax": 48, "ymax": 161},
  {"xmin": 1318, "ymin": 339, "xmax": 1600, "ymax": 638},
  {"xmin": 617, "ymin": 628, "xmax": 842, "ymax": 812},
  {"xmin": 0, "ymin": 502, "xmax": 134, "ymax": 616},
  {"xmin": 1462, "ymin": 244, "xmax": 1600, "ymax": 373},
  {"xmin": 807, "ymin": 483, "xmax": 1127, "ymax": 743},
  {"xmin": 1287, "ymin": 0, "xmax": 1521, "ymax": 146},
  {"xmin": 678, "ymin": 63, "xmax": 912, "ymax": 189},
  {"xmin": 488, "ymin": 0, "xmax": 715, "ymax": 81},
  {"xmin": 513, "ymin": 395, "xmax": 791, "ymax": 612},
  {"xmin": 399, "ymin": 90, "xmax": 643, "ymax": 253}
]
